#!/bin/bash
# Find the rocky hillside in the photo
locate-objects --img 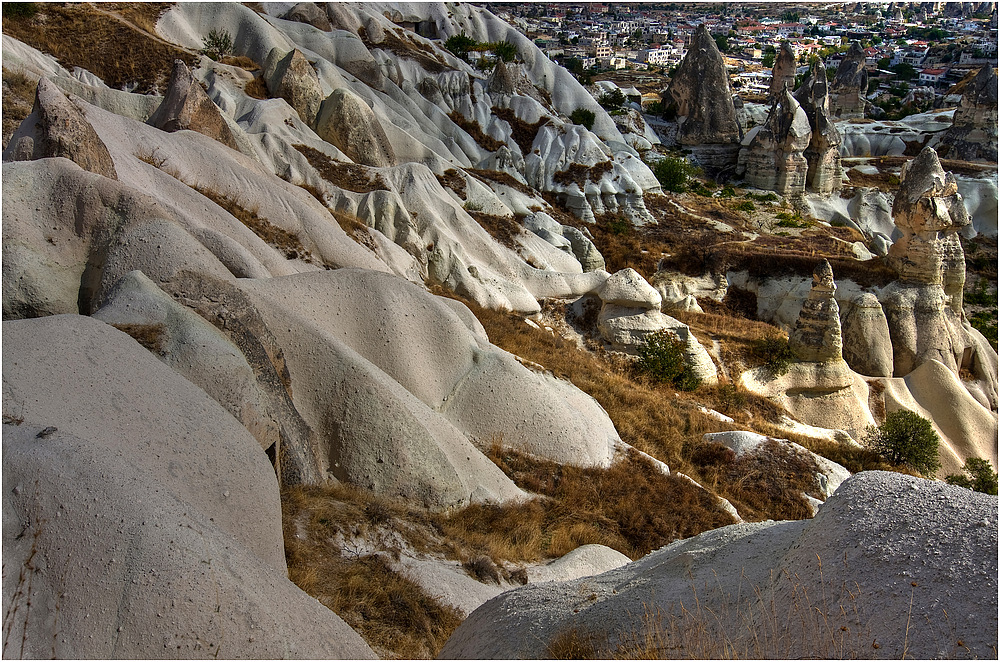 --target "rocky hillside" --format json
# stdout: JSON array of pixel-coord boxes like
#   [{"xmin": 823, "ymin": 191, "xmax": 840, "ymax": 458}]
[{"xmin": 2, "ymin": 2, "xmax": 997, "ymax": 659}]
